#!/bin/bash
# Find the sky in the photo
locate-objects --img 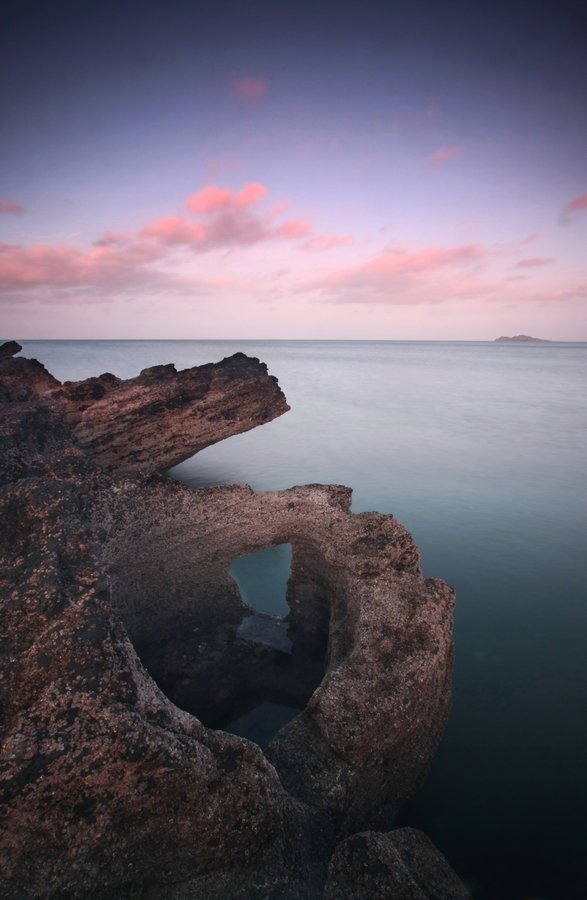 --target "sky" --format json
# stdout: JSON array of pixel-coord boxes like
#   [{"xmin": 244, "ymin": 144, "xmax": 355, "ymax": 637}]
[{"xmin": 0, "ymin": 0, "xmax": 586, "ymax": 340}]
